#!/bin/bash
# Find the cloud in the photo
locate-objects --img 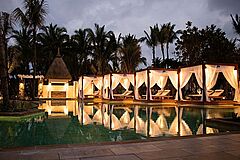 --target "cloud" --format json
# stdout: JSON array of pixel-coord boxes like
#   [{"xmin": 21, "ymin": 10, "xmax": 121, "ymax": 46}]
[
  {"xmin": 207, "ymin": 0, "xmax": 240, "ymax": 15},
  {"xmin": 0, "ymin": 0, "xmax": 239, "ymax": 65}
]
